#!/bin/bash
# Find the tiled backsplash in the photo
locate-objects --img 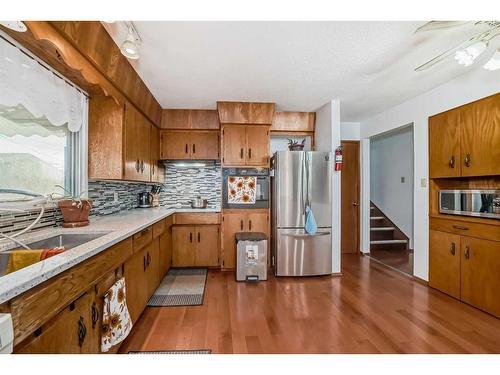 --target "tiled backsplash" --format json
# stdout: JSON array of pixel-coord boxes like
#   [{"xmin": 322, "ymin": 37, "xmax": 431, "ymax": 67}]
[
  {"xmin": 162, "ymin": 161, "xmax": 221, "ymax": 210},
  {"xmin": 0, "ymin": 161, "xmax": 222, "ymax": 235}
]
